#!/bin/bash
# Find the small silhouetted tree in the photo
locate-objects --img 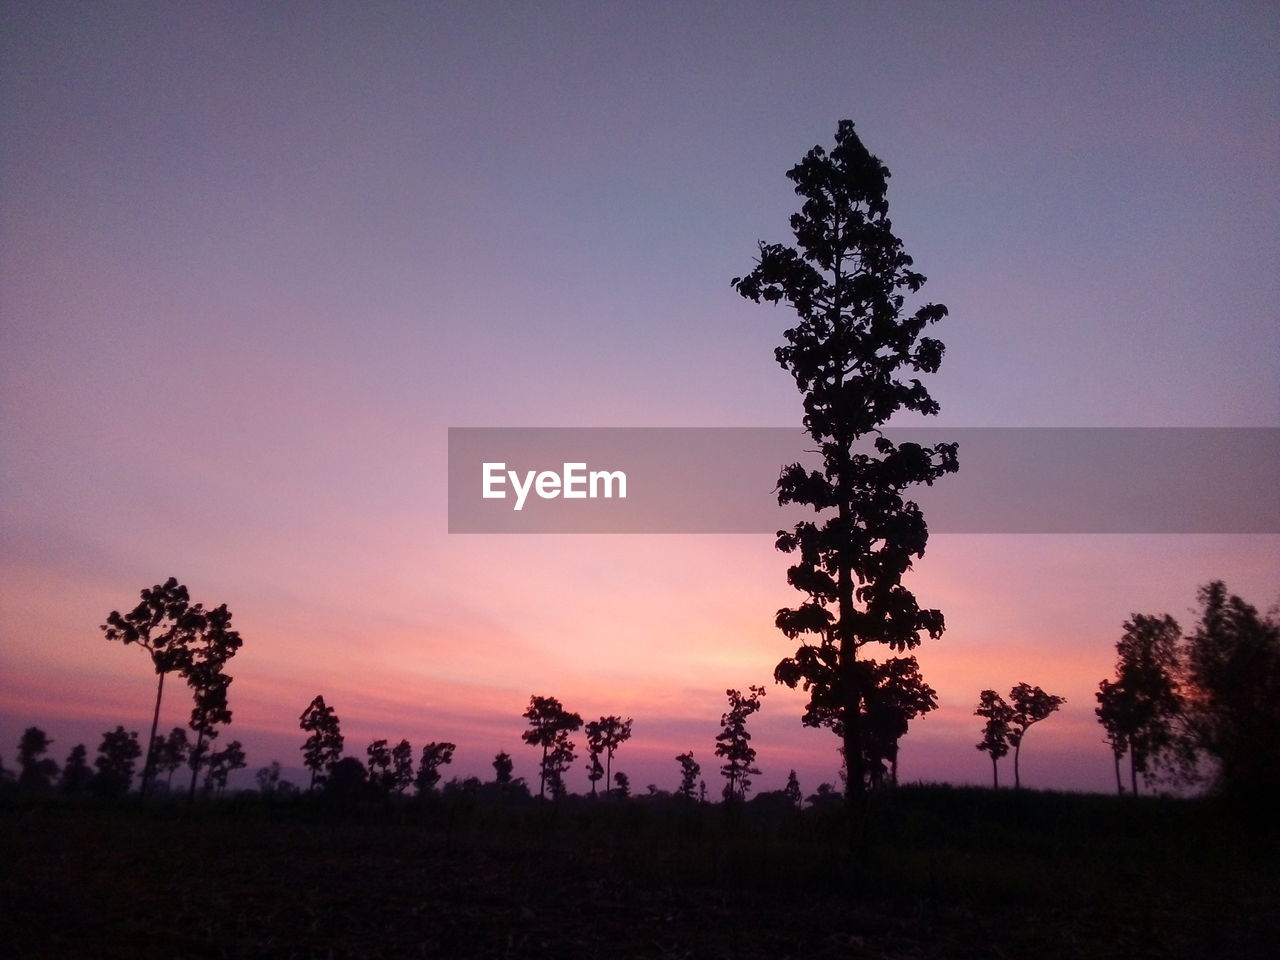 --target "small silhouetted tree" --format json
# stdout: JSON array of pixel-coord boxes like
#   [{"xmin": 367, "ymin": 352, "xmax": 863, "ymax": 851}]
[
  {"xmin": 366, "ymin": 739, "xmax": 392, "ymax": 793},
  {"xmin": 1182, "ymin": 581, "xmax": 1280, "ymax": 798},
  {"xmin": 862, "ymin": 657, "xmax": 937, "ymax": 788},
  {"xmin": 415, "ymin": 741, "xmax": 456, "ymax": 795},
  {"xmin": 521, "ymin": 696, "xmax": 583, "ymax": 799},
  {"xmin": 204, "ymin": 740, "xmax": 245, "ymax": 795},
  {"xmin": 585, "ymin": 716, "xmax": 633, "ymax": 797},
  {"xmin": 975, "ymin": 689, "xmax": 1015, "ymax": 788},
  {"xmin": 299, "ymin": 695, "xmax": 344, "ymax": 790},
  {"xmin": 1095, "ymin": 679, "xmax": 1131, "ymax": 794},
  {"xmin": 92, "ymin": 726, "xmax": 141, "ymax": 798},
  {"xmin": 1007, "ymin": 683, "xmax": 1066, "ymax": 789},
  {"xmin": 734, "ymin": 121, "xmax": 957, "ymax": 839},
  {"xmin": 784, "ymin": 769, "xmax": 802, "ymax": 808},
  {"xmin": 256, "ymin": 761, "xmax": 282, "ymax": 795},
  {"xmin": 17, "ymin": 727, "xmax": 58, "ymax": 792},
  {"xmin": 152, "ymin": 726, "xmax": 190, "ymax": 790},
  {"xmin": 675, "ymin": 752, "xmax": 700, "ymax": 799},
  {"xmin": 715, "ymin": 686, "xmax": 765, "ymax": 802},
  {"xmin": 612, "ymin": 771, "xmax": 630, "ymax": 798},
  {"xmin": 60, "ymin": 744, "xmax": 92, "ymax": 794},
  {"xmin": 492, "ymin": 750, "xmax": 514, "ymax": 785},
  {"xmin": 390, "ymin": 739, "xmax": 414, "ymax": 794}
]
